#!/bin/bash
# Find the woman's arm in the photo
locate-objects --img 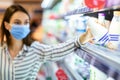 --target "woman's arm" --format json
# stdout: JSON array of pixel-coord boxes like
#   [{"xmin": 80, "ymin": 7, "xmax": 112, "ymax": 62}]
[
  {"xmin": 30, "ymin": 37, "xmax": 81, "ymax": 62},
  {"xmin": 30, "ymin": 28, "xmax": 93, "ymax": 62}
]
